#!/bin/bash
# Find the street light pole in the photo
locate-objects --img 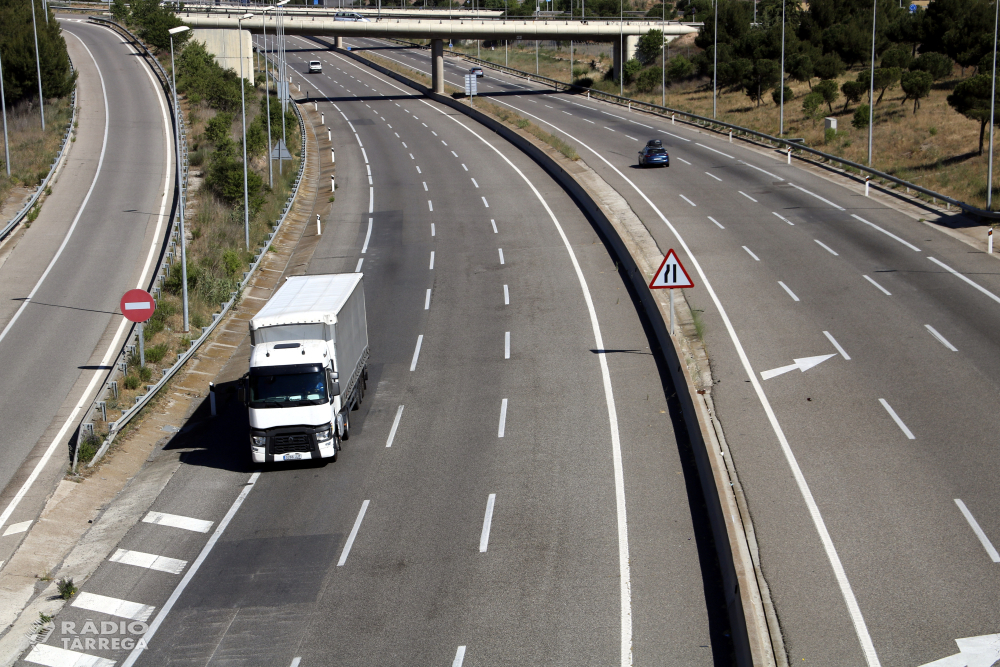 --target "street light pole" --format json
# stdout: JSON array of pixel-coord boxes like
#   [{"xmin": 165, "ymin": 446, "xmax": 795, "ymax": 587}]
[
  {"xmin": 661, "ymin": 1, "xmax": 665, "ymax": 107},
  {"xmin": 0, "ymin": 46, "xmax": 9, "ymax": 177},
  {"xmin": 779, "ymin": 0, "xmax": 785, "ymax": 134},
  {"xmin": 262, "ymin": 7, "xmax": 276, "ymax": 189},
  {"xmin": 238, "ymin": 13, "xmax": 253, "ymax": 250},
  {"xmin": 619, "ymin": 0, "xmax": 623, "ymax": 97},
  {"xmin": 713, "ymin": 0, "xmax": 718, "ymax": 118},
  {"xmin": 988, "ymin": 0, "xmax": 999, "ymax": 210},
  {"xmin": 168, "ymin": 26, "xmax": 190, "ymax": 332},
  {"xmin": 867, "ymin": 0, "xmax": 876, "ymax": 166},
  {"xmin": 30, "ymin": 0, "xmax": 45, "ymax": 130}
]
